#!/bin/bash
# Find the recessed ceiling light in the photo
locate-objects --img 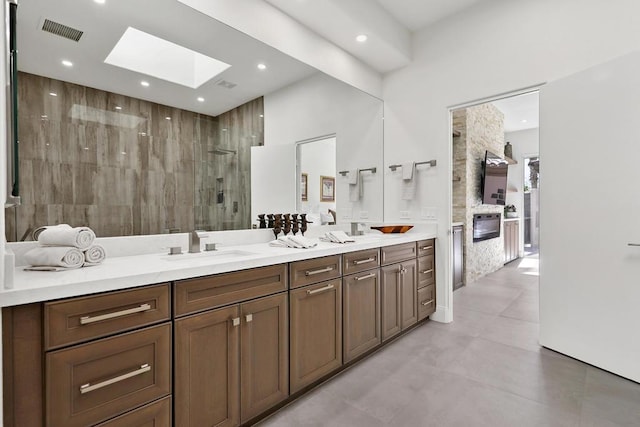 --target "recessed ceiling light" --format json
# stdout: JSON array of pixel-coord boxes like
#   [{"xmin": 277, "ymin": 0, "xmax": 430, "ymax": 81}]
[
  {"xmin": 165, "ymin": 116, "xmax": 171, "ymax": 120},
  {"xmin": 94, "ymin": 0, "xmax": 106, "ymax": 4},
  {"xmin": 521, "ymin": 119, "xmax": 528, "ymax": 123},
  {"xmin": 257, "ymin": 63, "xmax": 267, "ymax": 70},
  {"xmin": 49, "ymin": 92, "xmax": 57, "ymax": 97},
  {"xmin": 356, "ymin": 34, "xmax": 368, "ymax": 42},
  {"xmin": 105, "ymin": 27, "xmax": 231, "ymax": 89},
  {"xmin": 259, "ymin": 114, "xmax": 264, "ymax": 118},
  {"xmin": 61, "ymin": 60, "xmax": 73, "ymax": 67},
  {"xmin": 115, "ymin": 106, "xmax": 122, "ymax": 110},
  {"xmin": 140, "ymin": 81, "xmax": 150, "ymax": 87},
  {"xmin": 197, "ymin": 97, "xmax": 205, "ymax": 102}
]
